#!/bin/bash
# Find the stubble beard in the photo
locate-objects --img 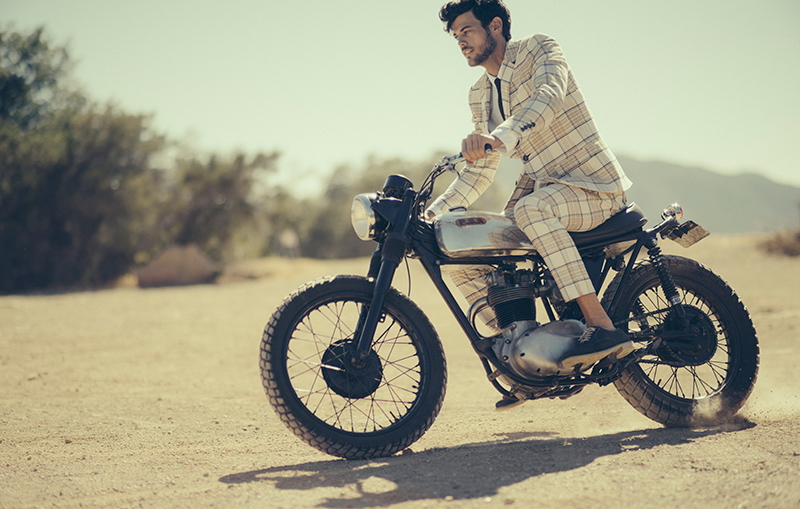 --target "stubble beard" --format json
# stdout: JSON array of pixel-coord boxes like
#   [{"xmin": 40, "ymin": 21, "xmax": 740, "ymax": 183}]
[{"xmin": 467, "ymin": 30, "xmax": 497, "ymax": 67}]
